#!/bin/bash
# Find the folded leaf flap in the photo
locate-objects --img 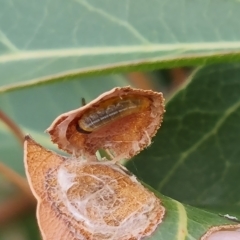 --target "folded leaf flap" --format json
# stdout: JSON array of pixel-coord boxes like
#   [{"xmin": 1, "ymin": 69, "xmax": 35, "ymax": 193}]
[{"xmin": 47, "ymin": 86, "xmax": 165, "ymax": 161}]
